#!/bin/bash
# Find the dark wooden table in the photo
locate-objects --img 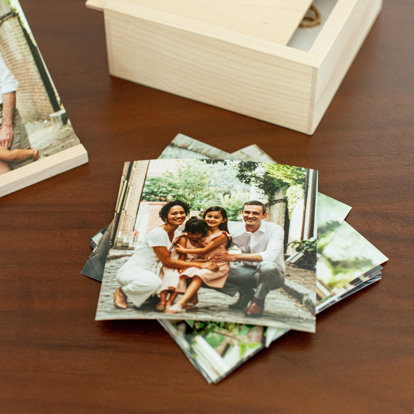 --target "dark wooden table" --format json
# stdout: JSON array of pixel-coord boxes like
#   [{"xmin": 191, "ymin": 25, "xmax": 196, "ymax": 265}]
[{"xmin": 1, "ymin": 1, "xmax": 413, "ymax": 412}]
